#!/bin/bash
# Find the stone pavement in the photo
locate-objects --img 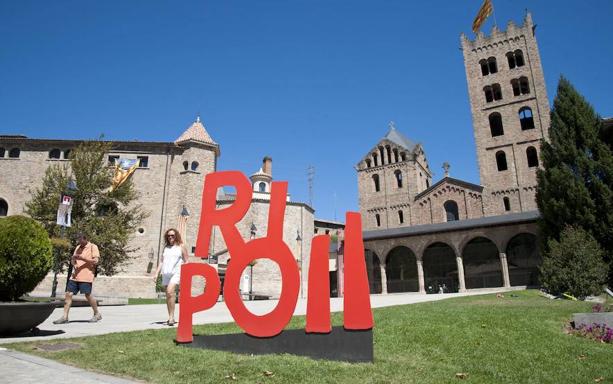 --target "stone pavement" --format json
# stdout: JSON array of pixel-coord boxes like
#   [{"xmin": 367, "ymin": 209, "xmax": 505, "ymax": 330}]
[{"xmin": 0, "ymin": 288, "xmax": 521, "ymax": 384}]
